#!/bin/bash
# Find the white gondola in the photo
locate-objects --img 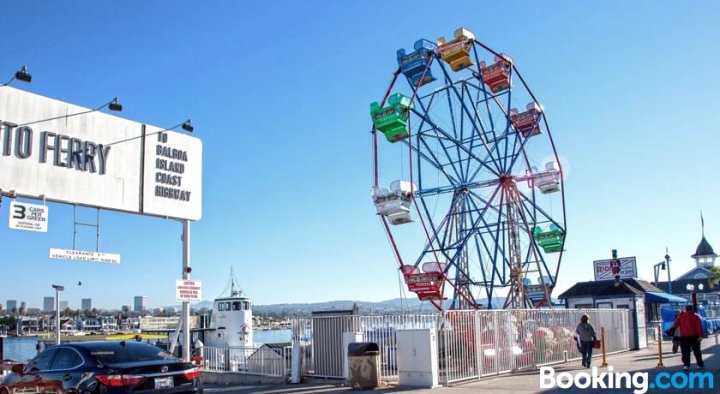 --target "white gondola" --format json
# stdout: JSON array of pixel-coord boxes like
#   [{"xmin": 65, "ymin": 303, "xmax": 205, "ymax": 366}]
[
  {"xmin": 535, "ymin": 161, "xmax": 560, "ymax": 194},
  {"xmin": 372, "ymin": 180, "xmax": 416, "ymax": 225}
]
